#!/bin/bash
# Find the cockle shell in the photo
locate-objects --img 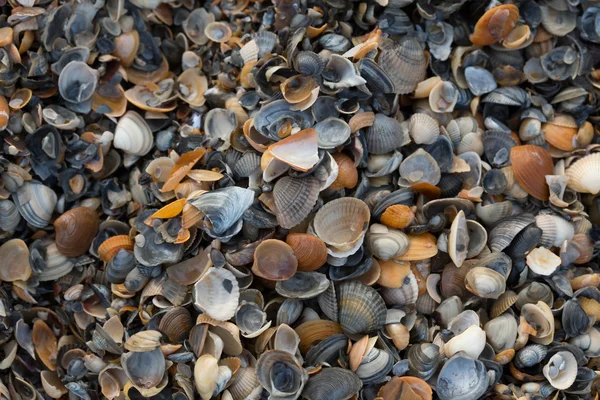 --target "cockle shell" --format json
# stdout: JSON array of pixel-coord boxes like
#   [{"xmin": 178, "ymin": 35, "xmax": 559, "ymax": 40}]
[{"xmin": 566, "ymin": 153, "xmax": 600, "ymax": 194}]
